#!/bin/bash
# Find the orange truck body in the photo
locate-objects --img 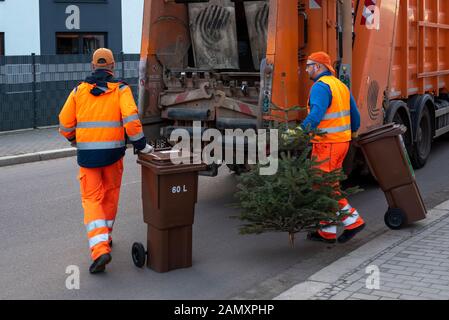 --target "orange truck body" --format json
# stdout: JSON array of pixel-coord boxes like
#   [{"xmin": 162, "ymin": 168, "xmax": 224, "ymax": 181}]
[{"xmin": 138, "ymin": 0, "xmax": 449, "ymax": 172}]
